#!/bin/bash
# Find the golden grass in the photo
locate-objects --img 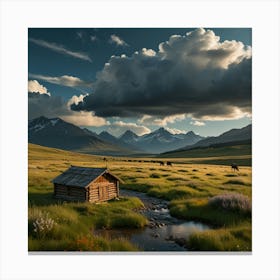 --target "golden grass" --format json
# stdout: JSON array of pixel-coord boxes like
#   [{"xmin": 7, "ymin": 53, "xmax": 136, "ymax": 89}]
[{"xmin": 28, "ymin": 143, "xmax": 252, "ymax": 251}]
